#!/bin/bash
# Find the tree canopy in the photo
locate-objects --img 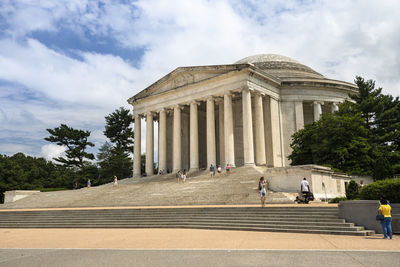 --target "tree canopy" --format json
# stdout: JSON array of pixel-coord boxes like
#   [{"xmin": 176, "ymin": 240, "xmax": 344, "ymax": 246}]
[
  {"xmin": 44, "ymin": 124, "xmax": 95, "ymax": 168},
  {"xmin": 0, "ymin": 153, "xmax": 78, "ymax": 202},
  {"xmin": 98, "ymin": 107, "xmax": 133, "ymax": 180},
  {"xmin": 289, "ymin": 112, "xmax": 374, "ymax": 175},
  {"xmin": 289, "ymin": 76, "xmax": 400, "ymax": 178},
  {"xmin": 104, "ymin": 107, "xmax": 134, "ymax": 152}
]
